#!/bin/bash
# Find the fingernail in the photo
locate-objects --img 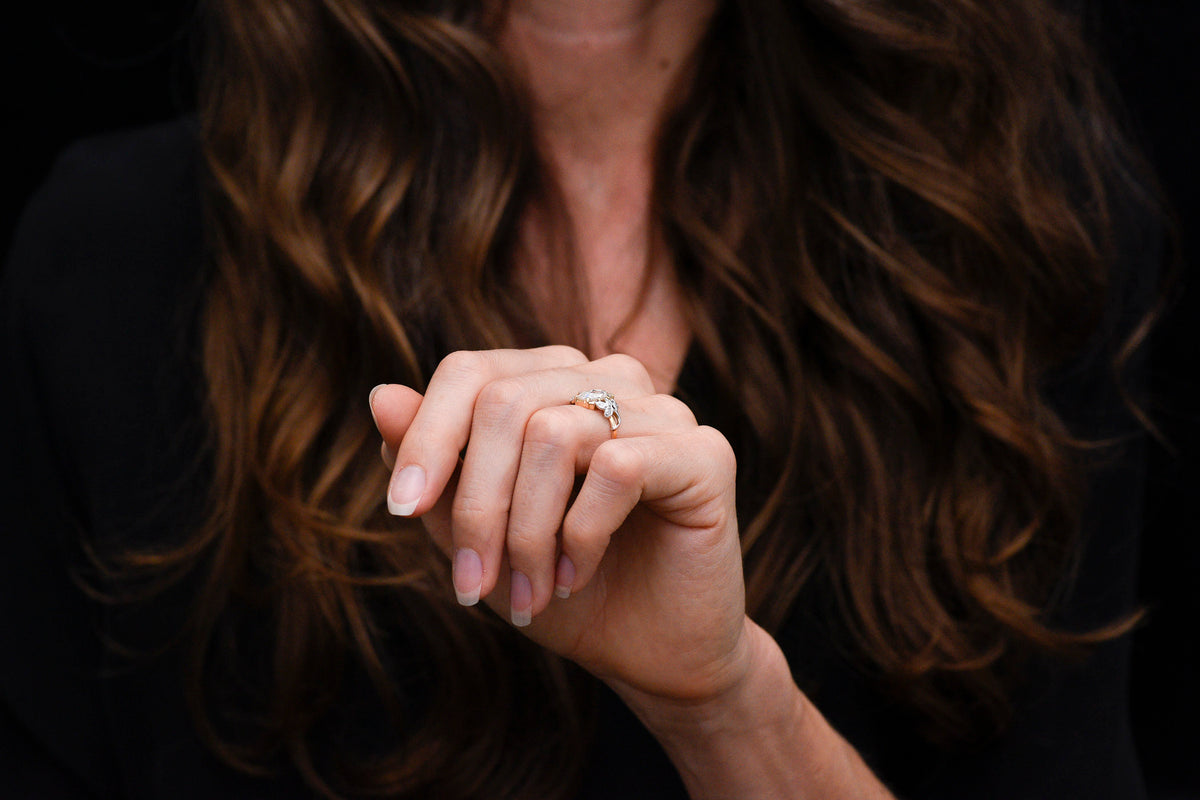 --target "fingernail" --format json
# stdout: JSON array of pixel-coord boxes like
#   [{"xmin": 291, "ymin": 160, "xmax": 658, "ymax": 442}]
[
  {"xmin": 453, "ymin": 548, "xmax": 483, "ymax": 606},
  {"xmin": 368, "ymin": 384, "xmax": 387, "ymax": 426},
  {"xmin": 510, "ymin": 570, "xmax": 532, "ymax": 627},
  {"xmin": 387, "ymin": 464, "xmax": 425, "ymax": 516},
  {"xmin": 554, "ymin": 554, "xmax": 575, "ymax": 600},
  {"xmin": 380, "ymin": 440, "xmax": 395, "ymax": 468}
]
